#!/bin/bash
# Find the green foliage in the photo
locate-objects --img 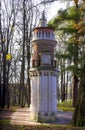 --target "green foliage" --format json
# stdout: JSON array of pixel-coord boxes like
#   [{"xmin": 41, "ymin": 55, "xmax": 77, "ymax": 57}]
[
  {"xmin": 49, "ymin": 1, "xmax": 85, "ymax": 126},
  {"xmin": 48, "ymin": 4, "xmax": 84, "ymax": 78},
  {"xmin": 58, "ymin": 100, "xmax": 72, "ymax": 107},
  {"xmin": 55, "ymin": 52, "xmax": 72, "ymax": 60},
  {"xmin": 66, "ymin": 65, "xmax": 81, "ymax": 77},
  {"xmin": 58, "ymin": 100, "xmax": 74, "ymax": 112},
  {"xmin": 67, "ymin": 7, "xmax": 80, "ymax": 21},
  {"xmin": 48, "ymin": 6, "xmax": 80, "ymax": 30}
]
